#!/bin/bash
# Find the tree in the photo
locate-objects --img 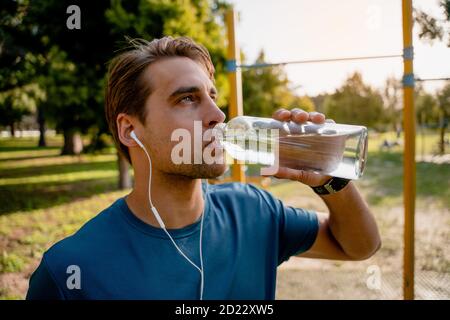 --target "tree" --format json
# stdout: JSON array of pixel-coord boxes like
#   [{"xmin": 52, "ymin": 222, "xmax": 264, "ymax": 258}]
[
  {"xmin": 294, "ymin": 95, "xmax": 315, "ymax": 113},
  {"xmin": 414, "ymin": 83, "xmax": 450, "ymax": 155},
  {"xmin": 414, "ymin": 1, "xmax": 449, "ymax": 154},
  {"xmin": 311, "ymin": 93, "xmax": 329, "ymax": 114},
  {"xmin": 21, "ymin": 1, "xmax": 117, "ymax": 154},
  {"xmin": 323, "ymin": 72, "xmax": 384, "ymax": 129},
  {"xmin": 415, "ymin": 88, "xmax": 440, "ymax": 127},
  {"xmin": 437, "ymin": 83, "xmax": 450, "ymax": 154},
  {"xmin": 0, "ymin": 92, "xmax": 30, "ymax": 136},
  {"xmin": 382, "ymin": 76, "xmax": 403, "ymax": 134},
  {"xmin": 0, "ymin": 0, "xmax": 44, "ymax": 137},
  {"xmin": 242, "ymin": 50, "xmax": 314, "ymax": 117},
  {"xmin": 0, "ymin": 83, "xmax": 45, "ymax": 136},
  {"xmin": 415, "ymin": 89, "xmax": 438, "ymax": 157},
  {"xmin": 415, "ymin": 0, "xmax": 450, "ymax": 46}
]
